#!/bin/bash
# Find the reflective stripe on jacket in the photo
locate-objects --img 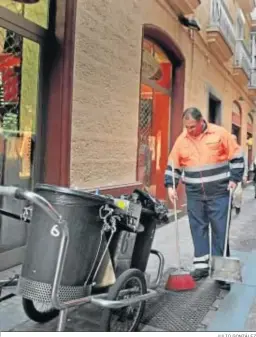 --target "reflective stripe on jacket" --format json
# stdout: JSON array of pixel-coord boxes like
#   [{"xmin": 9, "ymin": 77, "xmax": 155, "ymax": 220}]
[{"xmin": 164, "ymin": 123, "xmax": 244, "ymax": 199}]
